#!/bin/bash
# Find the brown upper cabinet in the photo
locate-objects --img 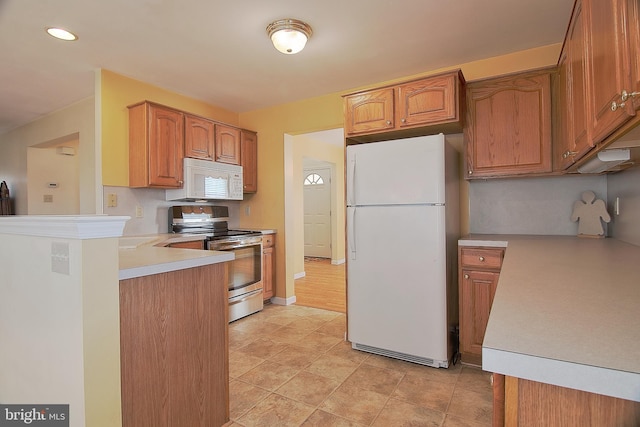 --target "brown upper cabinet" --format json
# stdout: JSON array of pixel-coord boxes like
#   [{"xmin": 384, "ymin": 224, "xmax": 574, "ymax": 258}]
[
  {"xmin": 128, "ymin": 100, "xmax": 258, "ymax": 190},
  {"xmin": 240, "ymin": 130, "xmax": 258, "ymax": 193},
  {"xmin": 465, "ymin": 69, "xmax": 553, "ymax": 179},
  {"xmin": 584, "ymin": 0, "xmax": 638, "ymax": 145},
  {"xmin": 631, "ymin": 0, "xmax": 640, "ymax": 112},
  {"xmin": 215, "ymin": 124, "xmax": 241, "ymax": 165},
  {"xmin": 557, "ymin": 0, "xmax": 640, "ymax": 170},
  {"xmin": 555, "ymin": 0, "xmax": 593, "ymax": 171},
  {"xmin": 184, "ymin": 114, "xmax": 215, "ymax": 161},
  {"xmin": 343, "ymin": 70, "xmax": 465, "ymax": 143},
  {"xmin": 128, "ymin": 101, "xmax": 185, "ymax": 188}
]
